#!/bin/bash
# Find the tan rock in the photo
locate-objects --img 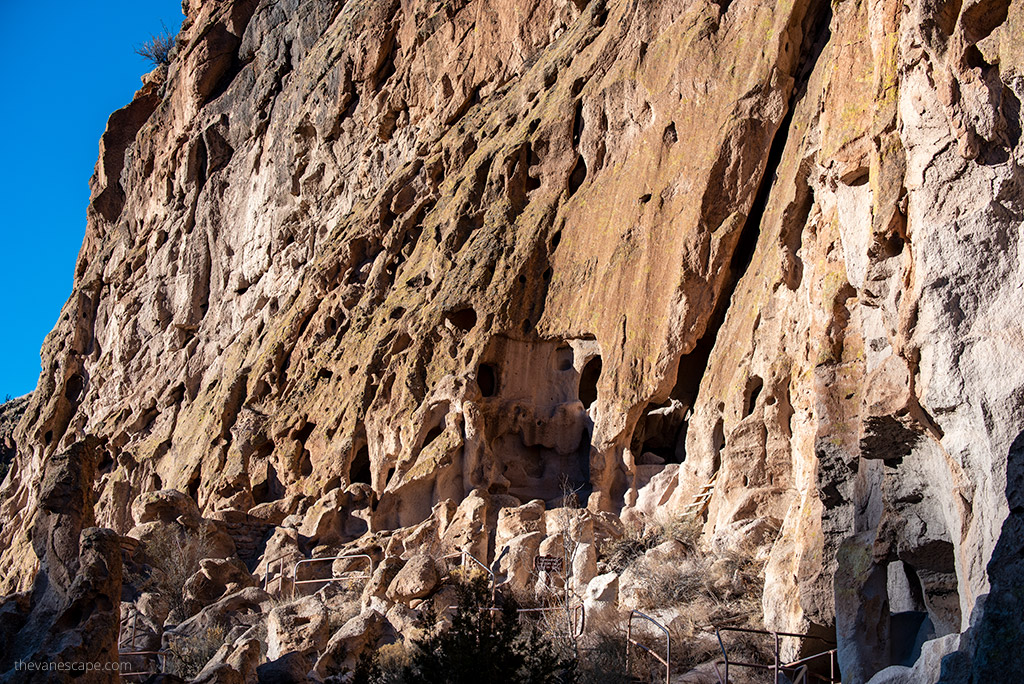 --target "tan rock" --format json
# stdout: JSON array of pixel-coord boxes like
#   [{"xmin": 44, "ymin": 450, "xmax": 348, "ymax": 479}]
[
  {"xmin": 386, "ymin": 554, "xmax": 438, "ymax": 602},
  {"xmin": 266, "ymin": 595, "xmax": 329, "ymax": 660},
  {"xmin": 314, "ymin": 610, "xmax": 389, "ymax": 678}
]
